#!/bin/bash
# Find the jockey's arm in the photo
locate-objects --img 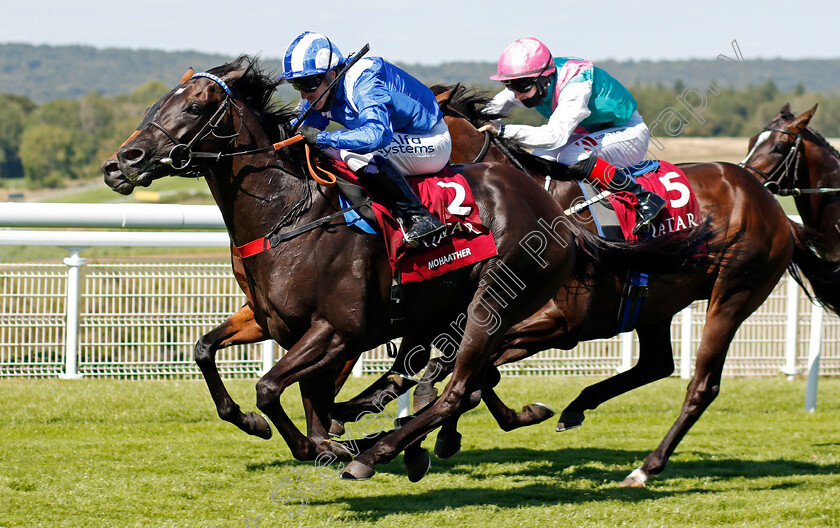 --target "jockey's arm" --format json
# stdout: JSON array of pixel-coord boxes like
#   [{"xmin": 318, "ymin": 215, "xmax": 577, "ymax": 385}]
[
  {"xmin": 483, "ymin": 89, "xmax": 517, "ymax": 125},
  {"xmin": 501, "ymin": 81, "xmax": 592, "ymax": 150},
  {"xmin": 315, "ymin": 72, "xmax": 395, "ymax": 154}
]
